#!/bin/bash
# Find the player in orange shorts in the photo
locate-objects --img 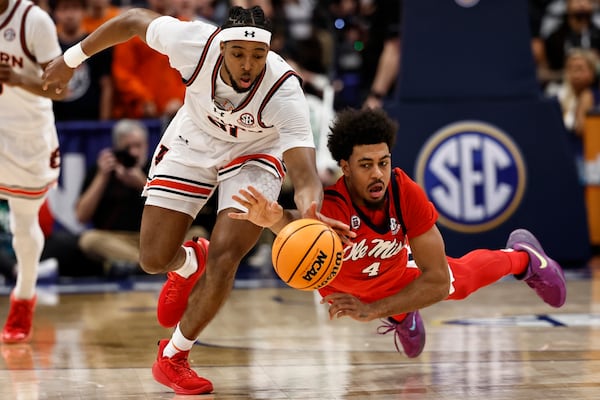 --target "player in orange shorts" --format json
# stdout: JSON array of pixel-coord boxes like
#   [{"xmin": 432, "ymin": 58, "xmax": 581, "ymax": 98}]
[{"xmin": 230, "ymin": 107, "xmax": 567, "ymax": 358}]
